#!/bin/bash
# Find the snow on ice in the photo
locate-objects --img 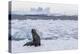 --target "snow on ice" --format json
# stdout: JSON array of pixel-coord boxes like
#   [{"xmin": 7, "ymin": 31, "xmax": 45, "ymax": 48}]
[{"xmin": 10, "ymin": 19, "xmax": 78, "ymax": 53}]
